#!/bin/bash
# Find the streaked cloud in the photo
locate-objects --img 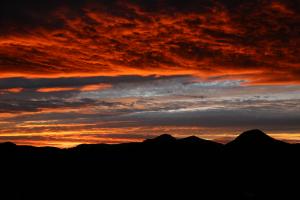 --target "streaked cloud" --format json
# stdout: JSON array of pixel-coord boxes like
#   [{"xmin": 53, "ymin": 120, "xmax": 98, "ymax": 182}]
[{"xmin": 0, "ymin": 75, "xmax": 299, "ymax": 146}]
